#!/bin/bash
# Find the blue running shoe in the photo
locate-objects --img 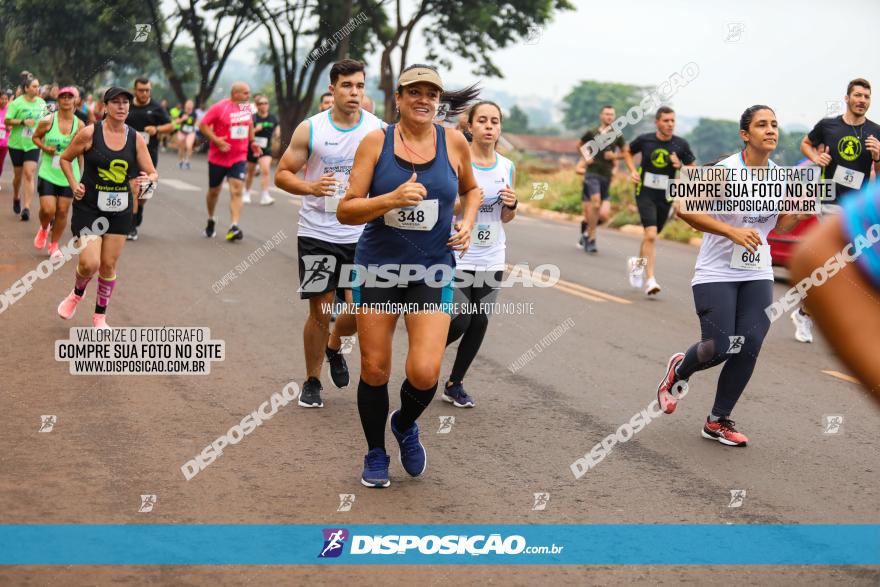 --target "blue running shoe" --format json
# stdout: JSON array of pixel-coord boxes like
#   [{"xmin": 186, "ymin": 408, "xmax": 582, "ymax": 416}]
[
  {"xmin": 361, "ymin": 448, "xmax": 391, "ymax": 488},
  {"xmin": 441, "ymin": 381, "xmax": 475, "ymax": 408},
  {"xmin": 390, "ymin": 410, "xmax": 427, "ymax": 477}
]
